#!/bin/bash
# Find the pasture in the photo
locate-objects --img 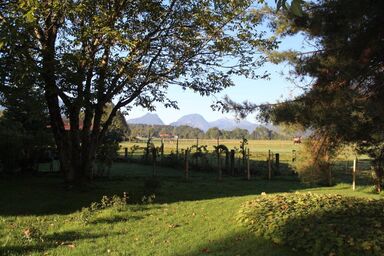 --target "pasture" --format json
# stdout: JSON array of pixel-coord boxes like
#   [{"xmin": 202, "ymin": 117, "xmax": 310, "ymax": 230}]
[
  {"xmin": 119, "ymin": 139, "xmax": 373, "ymax": 186},
  {"xmin": 1, "ymin": 163, "xmax": 383, "ymax": 256},
  {"xmin": 120, "ymin": 139, "xmax": 301, "ymax": 161},
  {"xmin": 119, "ymin": 139, "xmax": 365, "ymax": 161}
]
